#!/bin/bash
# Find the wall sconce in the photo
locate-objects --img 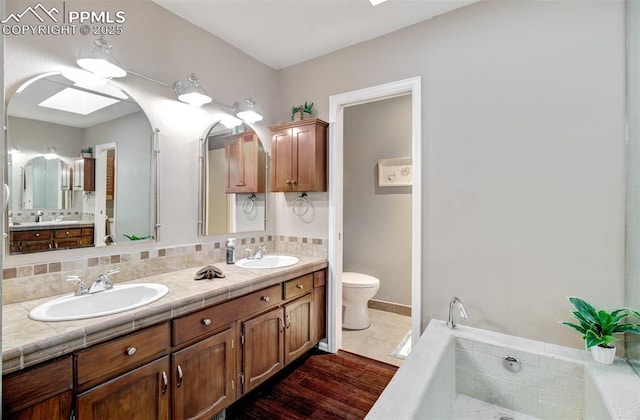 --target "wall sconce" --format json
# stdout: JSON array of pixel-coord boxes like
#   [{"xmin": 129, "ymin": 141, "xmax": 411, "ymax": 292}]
[
  {"xmin": 173, "ymin": 74, "xmax": 212, "ymax": 107},
  {"xmin": 233, "ymin": 98, "xmax": 263, "ymax": 123},
  {"xmin": 76, "ymin": 37, "xmax": 127, "ymax": 79}
]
